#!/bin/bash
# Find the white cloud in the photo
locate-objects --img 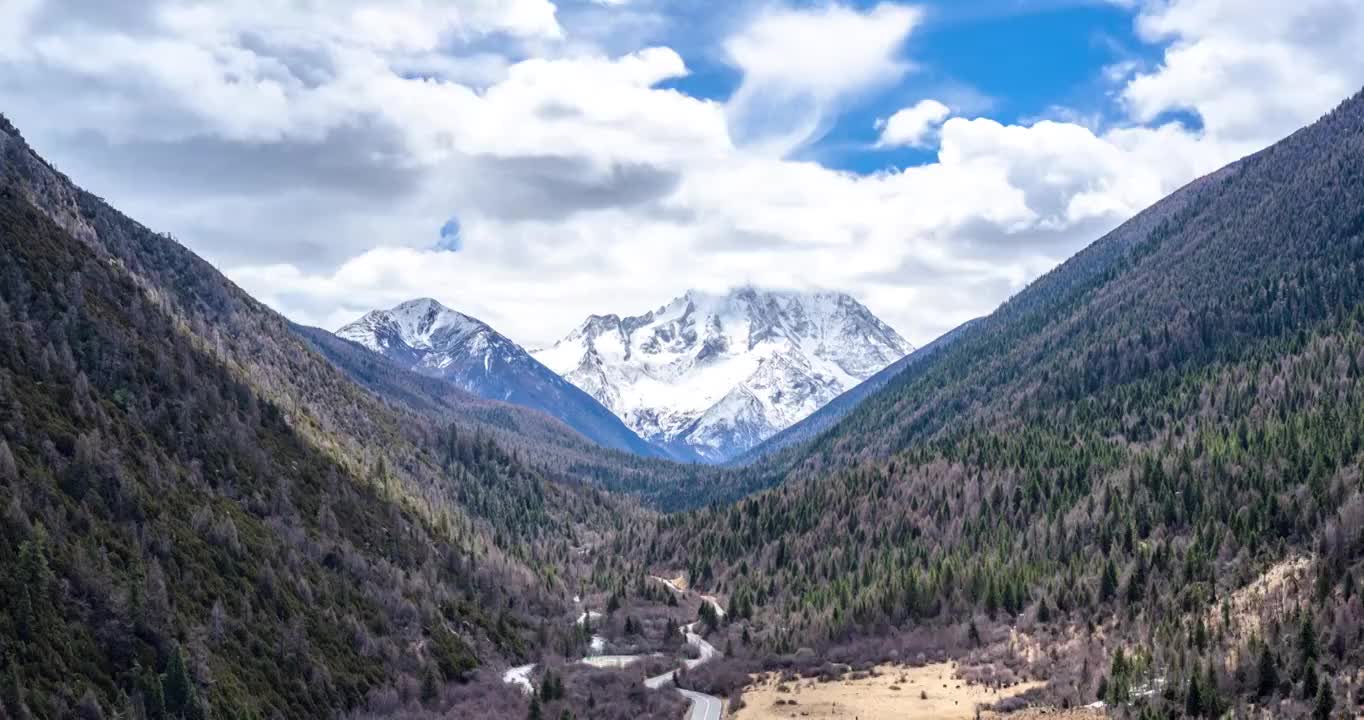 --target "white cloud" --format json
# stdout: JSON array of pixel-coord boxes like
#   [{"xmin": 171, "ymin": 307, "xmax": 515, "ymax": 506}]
[
  {"xmin": 1122, "ymin": 0, "xmax": 1364, "ymax": 143},
  {"xmin": 878, "ymin": 98, "xmax": 951, "ymax": 147},
  {"xmin": 226, "ymin": 112, "xmax": 1246, "ymax": 346},
  {"xmin": 0, "ymin": 0, "xmax": 42, "ymax": 59},
  {"xmin": 723, "ymin": 2, "xmax": 922, "ymax": 155},
  {"xmin": 2, "ymin": 0, "xmax": 1361, "ymax": 350}
]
